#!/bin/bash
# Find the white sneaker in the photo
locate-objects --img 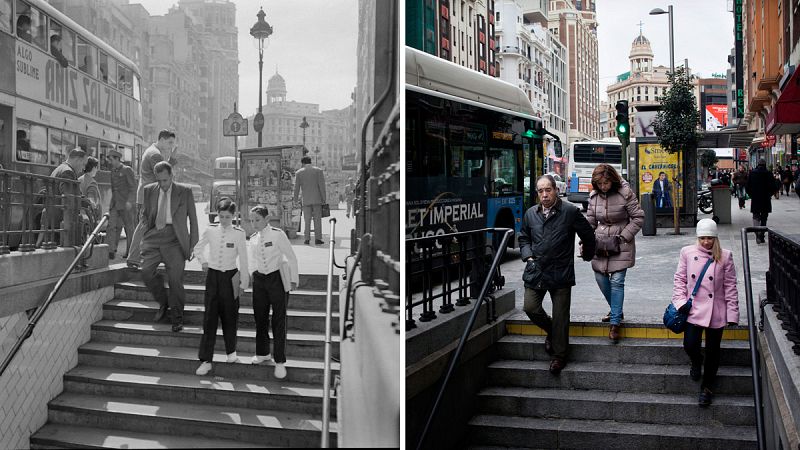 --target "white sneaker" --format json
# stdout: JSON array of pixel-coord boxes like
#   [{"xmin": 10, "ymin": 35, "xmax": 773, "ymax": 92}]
[
  {"xmin": 195, "ymin": 362, "xmax": 212, "ymax": 376},
  {"xmin": 226, "ymin": 352, "xmax": 239, "ymax": 363},
  {"xmin": 251, "ymin": 354, "xmax": 272, "ymax": 365},
  {"xmin": 274, "ymin": 363, "xmax": 287, "ymax": 379}
]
